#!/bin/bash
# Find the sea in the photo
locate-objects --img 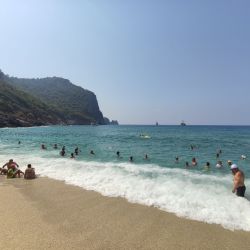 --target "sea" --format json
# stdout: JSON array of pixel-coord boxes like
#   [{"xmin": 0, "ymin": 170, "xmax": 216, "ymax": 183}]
[{"xmin": 0, "ymin": 125, "xmax": 250, "ymax": 231}]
